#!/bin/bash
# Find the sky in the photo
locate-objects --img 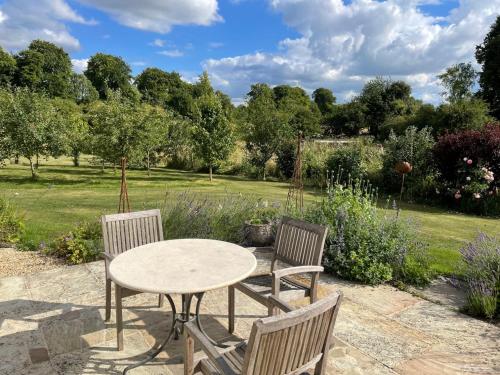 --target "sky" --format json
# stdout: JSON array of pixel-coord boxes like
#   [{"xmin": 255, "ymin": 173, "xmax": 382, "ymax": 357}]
[{"xmin": 0, "ymin": 0, "xmax": 498, "ymax": 105}]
